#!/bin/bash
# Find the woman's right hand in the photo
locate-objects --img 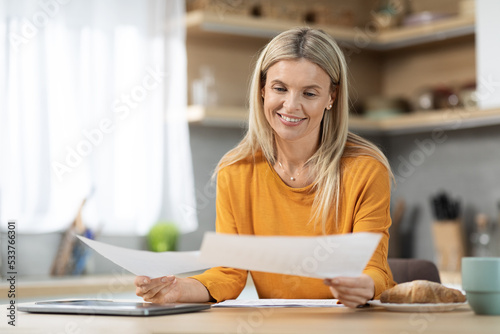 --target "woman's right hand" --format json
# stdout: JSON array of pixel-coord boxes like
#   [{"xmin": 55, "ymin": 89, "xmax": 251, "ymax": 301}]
[{"xmin": 134, "ymin": 275, "xmax": 211, "ymax": 304}]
